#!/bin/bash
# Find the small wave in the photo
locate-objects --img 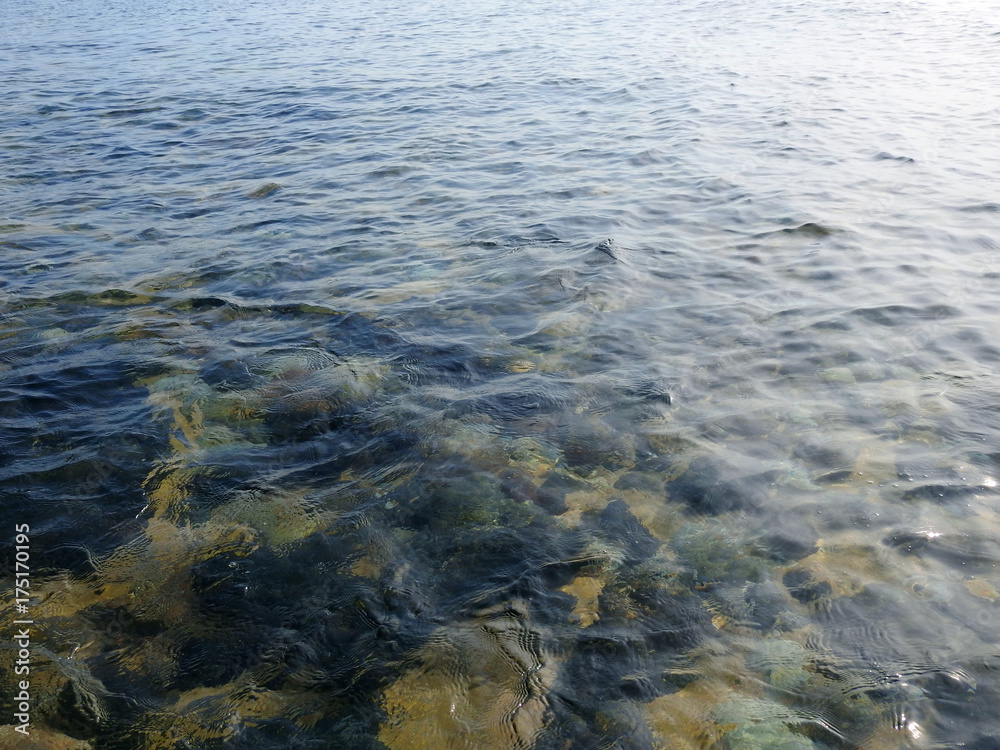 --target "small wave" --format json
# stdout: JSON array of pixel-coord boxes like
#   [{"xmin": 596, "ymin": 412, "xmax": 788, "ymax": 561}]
[{"xmin": 874, "ymin": 151, "xmax": 916, "ymax": 163}]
